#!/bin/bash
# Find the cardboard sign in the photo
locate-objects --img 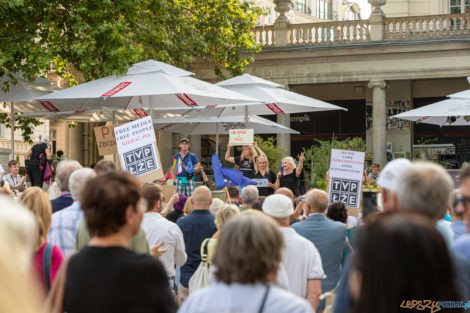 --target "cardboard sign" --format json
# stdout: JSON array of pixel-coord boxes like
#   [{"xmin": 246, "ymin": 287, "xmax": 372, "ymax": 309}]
[
  {"xmin": 161, "ymin": 185, "xmax": 177, "ymax": 203},
  {"xmin": 328, "ymin": 149, "xmax": 365, "ymax": 209},
  {"xmin": 114, "ymin": 116, "xmax": 163, "ymax": 182},
  {"xmin": 94, "ymin": 125, "xmax": 118, "ymax": 156},
  {"xmin": 229, "ymin": 129, "xmax": 254, "ymax": 146}
]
